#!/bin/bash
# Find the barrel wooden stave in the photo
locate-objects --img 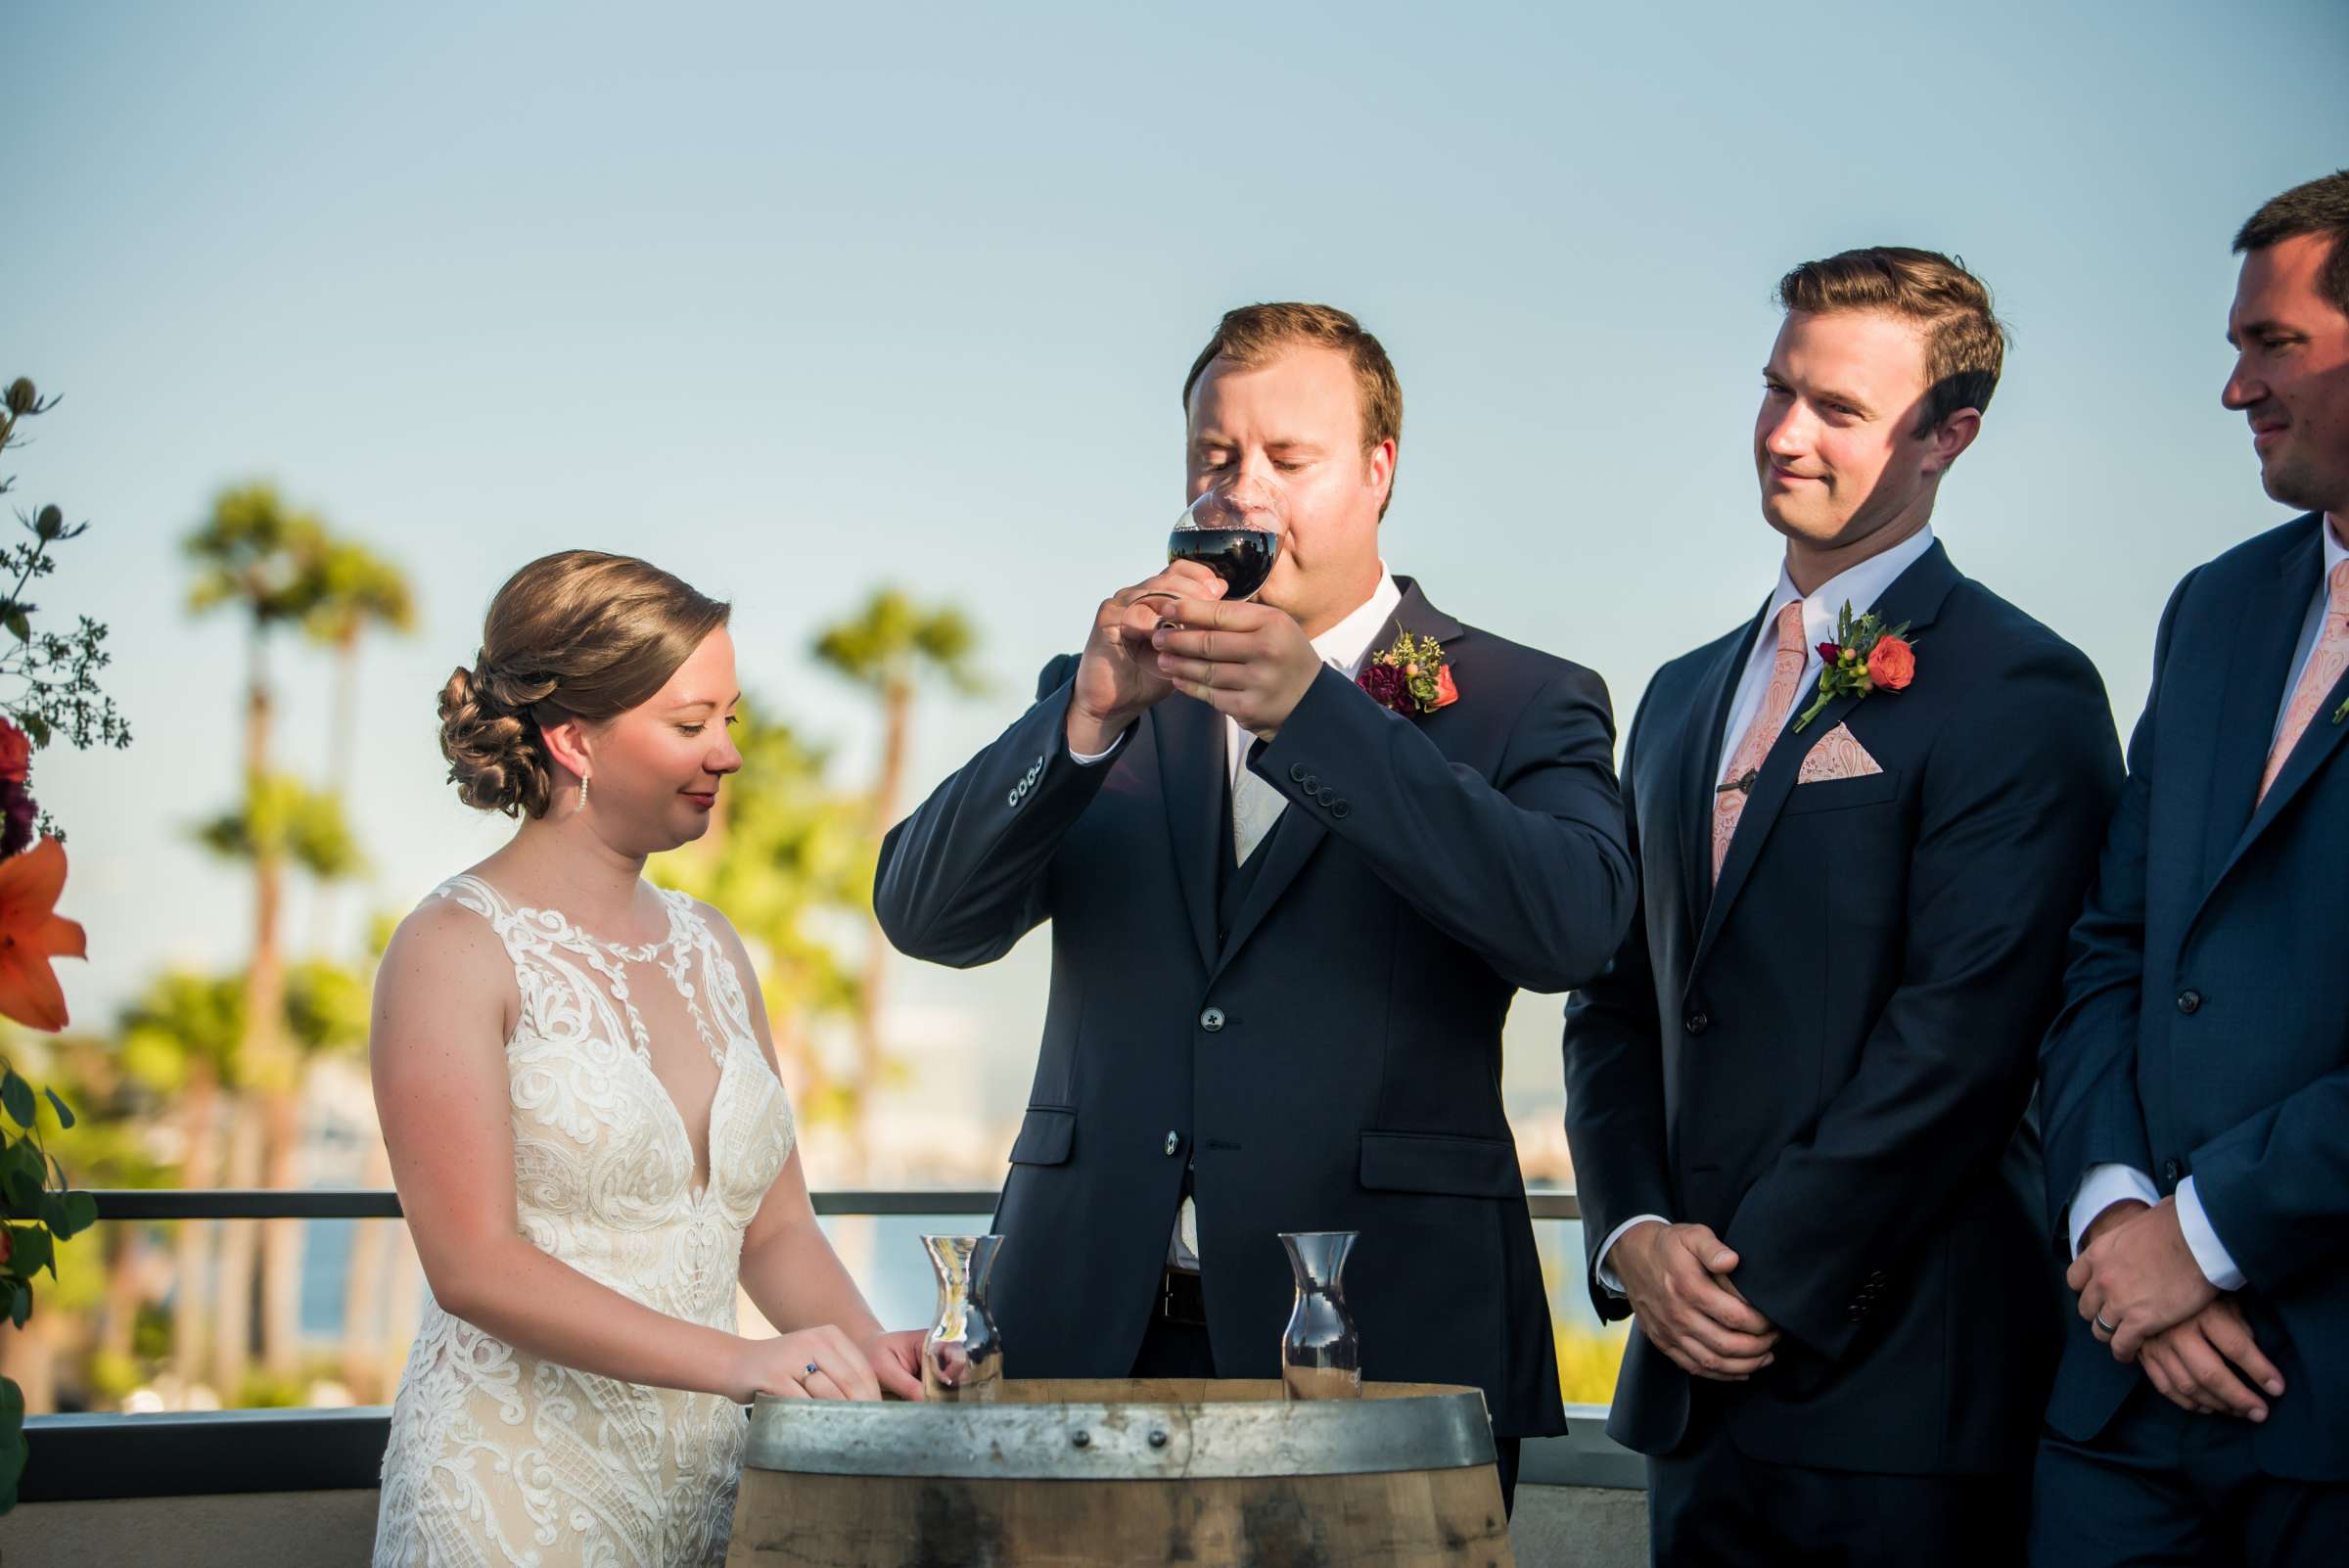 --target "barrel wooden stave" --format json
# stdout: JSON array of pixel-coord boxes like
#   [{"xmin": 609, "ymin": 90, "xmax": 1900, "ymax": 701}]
[
  {"xmin": 729, "ymin": 1467, "xmax": 1509, "ymax": 1568},
  {"xmin": 727, "ymin": 1379, "xmax": 1515, "ymax": 1568}
]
